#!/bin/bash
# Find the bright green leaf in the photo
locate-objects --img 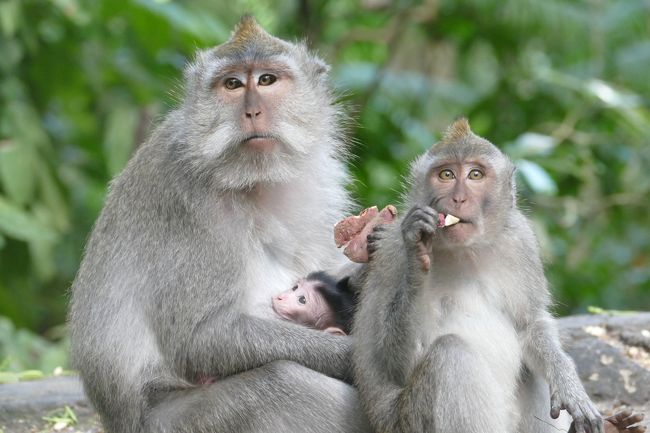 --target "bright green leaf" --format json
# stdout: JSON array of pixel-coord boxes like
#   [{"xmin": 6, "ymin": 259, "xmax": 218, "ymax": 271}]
[
  {"xmin": 0, "ymin": 371, "xmax": 19, "ymax": 384},
  {"xmin": 18, "ymin": 369, "xmax": 44, "ymax": 381},
  {"xmin": 0, "ymin": 0, "xmax": 20, "ymax": 37}
]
